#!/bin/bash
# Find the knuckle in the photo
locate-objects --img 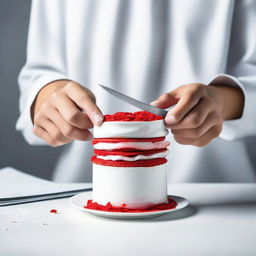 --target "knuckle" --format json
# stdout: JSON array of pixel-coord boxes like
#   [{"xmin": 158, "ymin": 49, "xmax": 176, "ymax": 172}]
[
  {"xmin": 184, "ymin": 92, "xmax": 199, "ymax": 106},
  {"xmin": 49, "ymin": 138, "xmax": 59, "ymax": 147},
  {"xmin": 40, "ymin": 102, "xmax": 50, "ymax": 112},
  {"xmin": 159, "ymin": 93, "xmax": 170, "ymax": 101},
  {"xmin": 85, "ymin": 131, "xmax": 93, "ymax": 141},
  {"xmin": 205, "ymin": 97, "xmax": 215, "ymax": 108},
  {"xmin": 41, "ymin": 102, "xmax": 47, "ymax": 110},
  {"xmin": 190, "ymin": 113, "xmax": 203, "ymax": 128},
  {"xmin": 212, "ymin": 125, "xmax": 221, "ymax": 137},
  {"xmin": 33, "ymin": 126, "xmax": 40, "ymax": 136},
  {"xmin": 191, "ymin": 128, "xmax": 202, "ymax": 138},
  {"xmin": 33, "ymin": 114, "xmax": 41, "ymax": 124},
  {"xmin": 195, "ymin": 83, "xmax": 205, "ymax": 93},
  {"xmin": 50, "ymin": 91, "xmax": 61, "ymax": 101},
  {"xmin": 191, "ymin": 84, "xmax": 206, "ymax": 98},
  {"xmin": 54, "ymin": 132, "xmax": 65, "ymax": 142},
  {"xmin": 64, "ymin": 82, "xmax": 78, "ymax": 91},
  {"xmin": 66, "ymin": 111, "xmax": 80, "ymax": 123},
  {"xmin": 78, "ymin": 94, "xmax": 92, "ymax": 104},
  {"xmin": 63, "ymin": 126, "xmax": 75, "ymax": 138},
  {"xmin": 86, "ymin": 90, "xmax": 96, "ymax": 102},
  {"xmin": 211, "ymin": 111, "xmax": 221, "ymax": 123}
]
